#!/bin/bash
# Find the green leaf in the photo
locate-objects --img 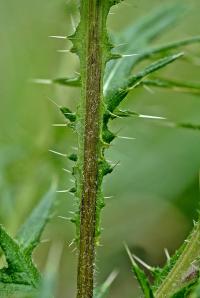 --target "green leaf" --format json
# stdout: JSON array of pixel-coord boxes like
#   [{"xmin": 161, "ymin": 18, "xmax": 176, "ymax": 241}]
[
  {"xmin": 104, "ymin": 3, "xmax": 200, "ymax": 111},
  {"xmin": 106, "ymin": 52, "xmax": 183, "ymax": 112},
  {"xmin": 125, "ymin": 245, "xmax": 154, "ymax": 298},
  {"xmin": 104, "ymin": 3, "xmax": 187, "ymax": 96},
  {"xmin": 0, "ymin": 184, "xmax": 57, "ymax": 295},
  {"xmin": 60, "ymin": 107, "xmax": 76, "ymax": 122},
  {"xmin": 153, "ymin": 120, "xmax": 200, "ymax": 133},
  {"xmin": 16, "ymin": 183, "xmax": 57, "ymax": 253},
  {"xmin": 141, "ymin": 77, "xmax": 200, "ymax": 95},
  {"xmin": 0, "ymin": 225, "xmax": 40, "ymax": 288},
  {"xmin": 139, "ymin": 36, "xmax": 200, "ymax": 61},
  {"xmin": 176, "ymin": 123, "xmax": 200, "ymax": 131},
  {"xmin": 153, "ymin": 244, "xmax": 186, "ymax": 291}
]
